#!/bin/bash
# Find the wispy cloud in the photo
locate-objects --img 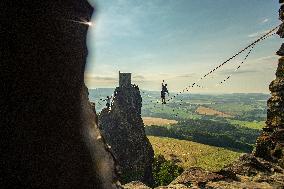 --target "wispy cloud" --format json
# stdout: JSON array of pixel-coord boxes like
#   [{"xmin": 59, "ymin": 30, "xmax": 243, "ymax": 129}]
[
  {"xmin": 247, "ymin": 29, "xmax": 269, "ymax": 38},
  {"xmin": 218, "ymin": 69, "xmax": 258, "ymax": 76},
  {"xmin": 261, "ymin": 18, "xmax": 269, "ymax": 24},
  {"xmin": 85, "ymin": 75, "xmax": 116, "ymax": 81},
  {"xmin": 254, "ymin": 55, "xmax": 277, "ymax": 62},
  {"xmin": 248, "ymin": 32, "xmax": 261, "ymax": 38},
  {"xmin": 175, "ymin": 73, "xmax": 196, "ymax": 78},
  {"xmin": 84, "ymin": 74, "xmax": 117, "ymax": 88},
  {"xmin": 133, "ymin": 75, "xmax": 145, "ymax": 80},
  {"xmin": 158, "ymin": 73, "xmax": 171, "ymax": 78},
  {"xmin": 86, "ymin": 0, "xmax": 278, "ymax": 93}
]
